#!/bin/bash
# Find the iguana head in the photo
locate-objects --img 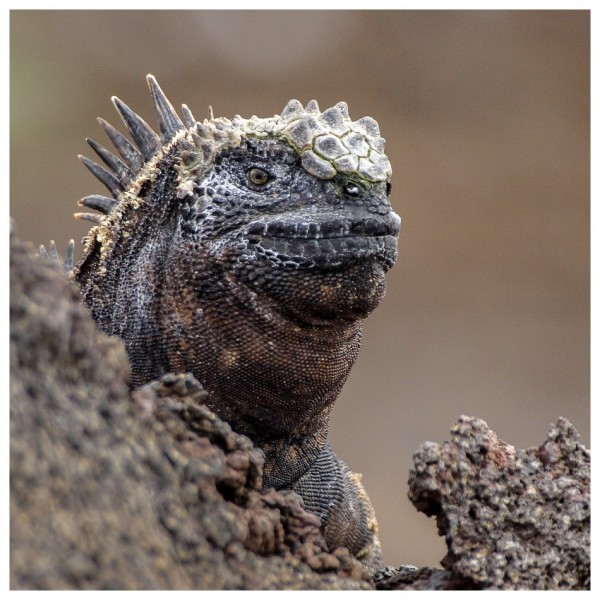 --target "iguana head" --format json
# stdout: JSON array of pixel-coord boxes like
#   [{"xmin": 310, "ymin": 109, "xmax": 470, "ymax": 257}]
[{"xmin": 76, "ymin": 75, "xmax": 400, "ymax": 327}]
